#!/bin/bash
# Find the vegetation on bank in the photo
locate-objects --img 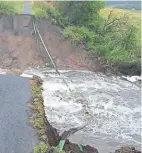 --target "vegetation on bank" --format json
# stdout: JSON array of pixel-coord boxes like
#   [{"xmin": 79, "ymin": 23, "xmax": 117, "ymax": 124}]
[
  {"xmin": 31, "ymin": 1, "xmax": 141, "ymax": 70},
  {"xmin": 0, "ymin": 1, "xmax": 24, "ymax": 14},
  {"xmin": 31, "ymin": 2, "xmax": 48, "ymax": 18},
  {"xmin": 33, "ymin": 142, "xmax": 66, "ymax": 153},
  {"xmin": 29, "ymin": 77, "xmax": 65, "ymax": 153}
]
